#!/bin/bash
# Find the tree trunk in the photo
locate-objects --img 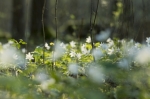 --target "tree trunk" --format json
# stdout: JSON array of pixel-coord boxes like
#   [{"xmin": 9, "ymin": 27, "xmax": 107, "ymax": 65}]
[
  {"xmin": 30, "ymin": 0, "xmax": 50, "ymax": 43},
  {"xmin": 12, "ymin": 0, "xmax": 25, "ymax": 40}
]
